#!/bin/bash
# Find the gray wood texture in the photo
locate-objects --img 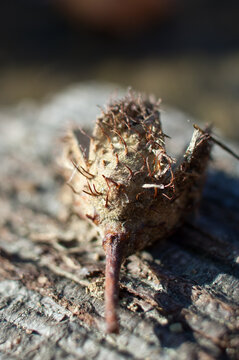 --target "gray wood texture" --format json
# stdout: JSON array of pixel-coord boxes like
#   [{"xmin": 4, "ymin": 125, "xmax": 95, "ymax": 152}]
[{"xmin": 0, "ymin": 84, "xmax": 239, "ymax": 360}]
